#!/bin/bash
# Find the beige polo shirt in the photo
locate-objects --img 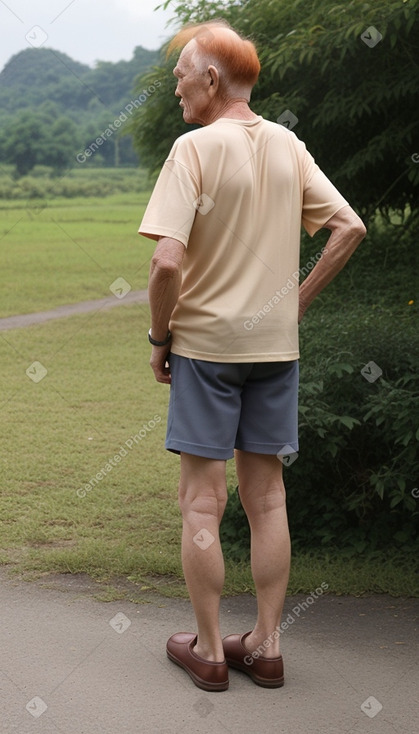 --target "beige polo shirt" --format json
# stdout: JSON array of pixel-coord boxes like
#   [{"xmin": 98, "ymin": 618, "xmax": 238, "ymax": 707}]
[{"xmin": 139, "ymin": 116, "xmax": 347, "ymax": 362}]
